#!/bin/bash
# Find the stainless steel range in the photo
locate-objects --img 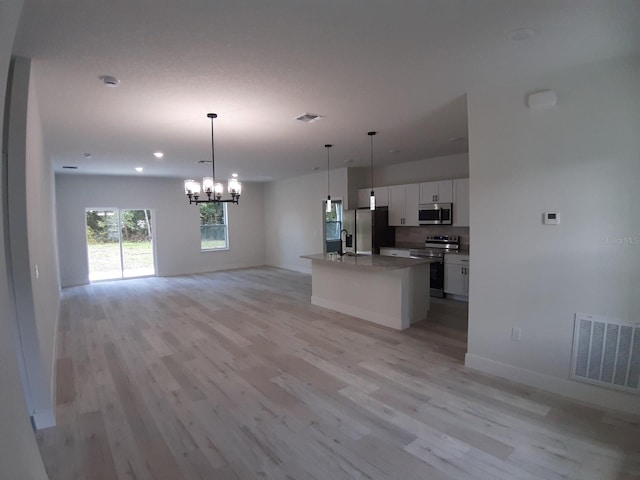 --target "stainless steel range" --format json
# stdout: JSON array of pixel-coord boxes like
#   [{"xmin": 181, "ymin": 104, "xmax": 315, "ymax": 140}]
[{"xmin": 409, "ymin": 235, "xmax": 460, "ymax": 298}]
